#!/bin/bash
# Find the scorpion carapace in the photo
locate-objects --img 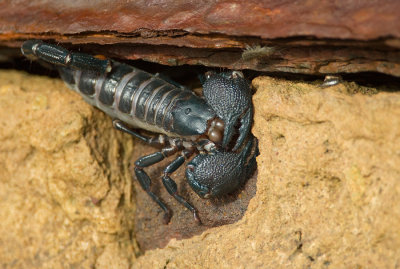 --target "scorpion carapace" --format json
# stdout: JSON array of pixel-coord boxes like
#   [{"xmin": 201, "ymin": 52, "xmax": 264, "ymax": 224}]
[{"xmin": 21, "ymin": 40, "xmax": 258, "ymax": 224}]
